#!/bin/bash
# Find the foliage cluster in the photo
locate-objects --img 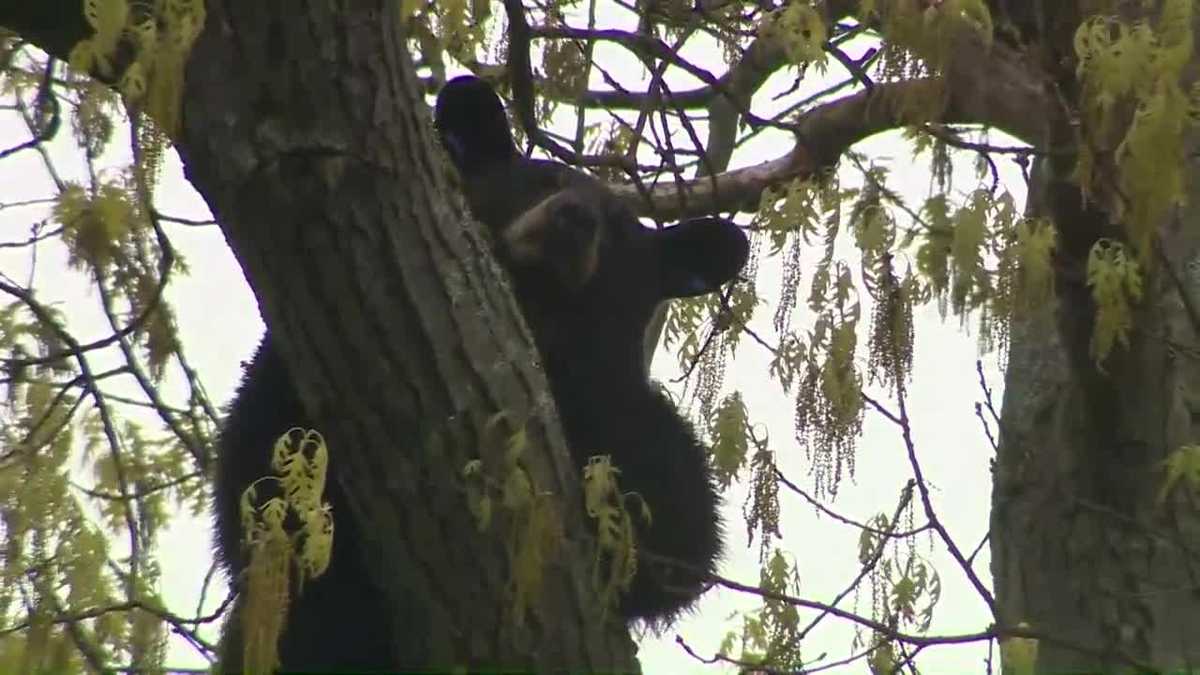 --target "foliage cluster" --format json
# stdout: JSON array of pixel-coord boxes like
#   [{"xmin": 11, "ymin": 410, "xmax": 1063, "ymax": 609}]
[
  {"xmin": 236, "ymin": 428, "xmax": 333, "ymax": 673},
  {"xmin": 462, "ymin": 413, "xmax": 565, "ymax": 627}
]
